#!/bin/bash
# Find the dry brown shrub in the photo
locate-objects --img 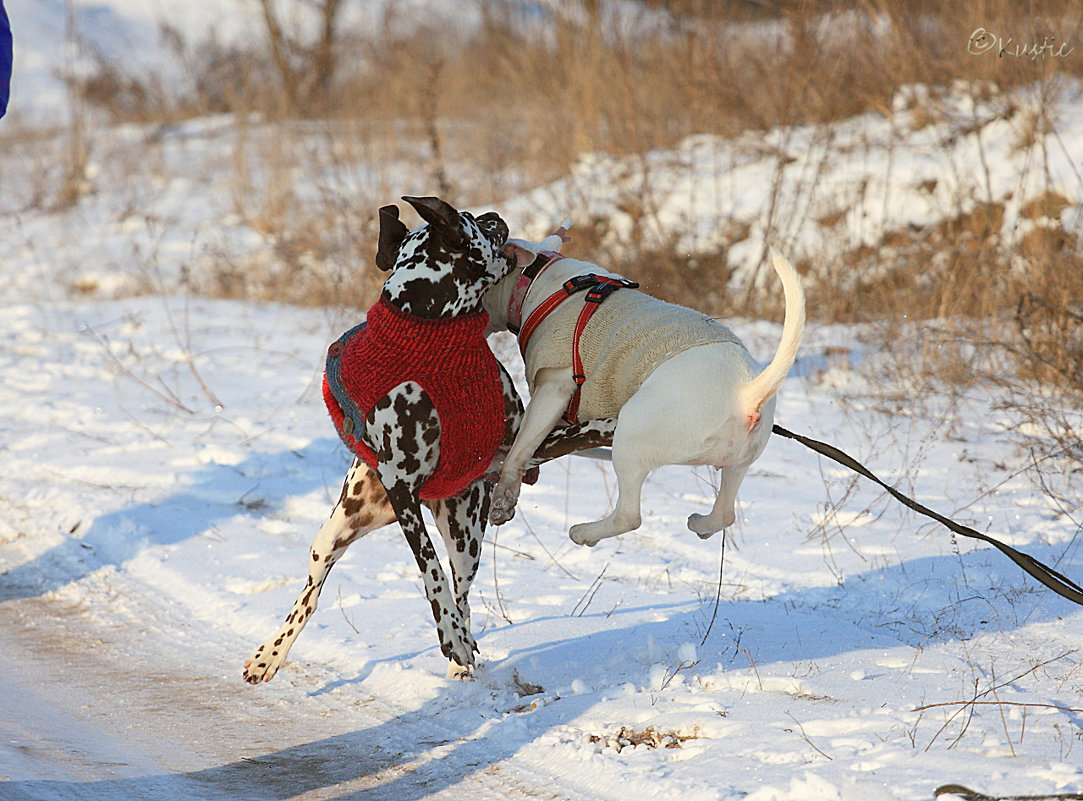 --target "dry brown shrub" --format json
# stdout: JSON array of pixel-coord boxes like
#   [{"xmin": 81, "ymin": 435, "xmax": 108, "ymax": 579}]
[{"xmin": 60, "ymin": 2, "xmax": 1083, "ymax": 367}]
